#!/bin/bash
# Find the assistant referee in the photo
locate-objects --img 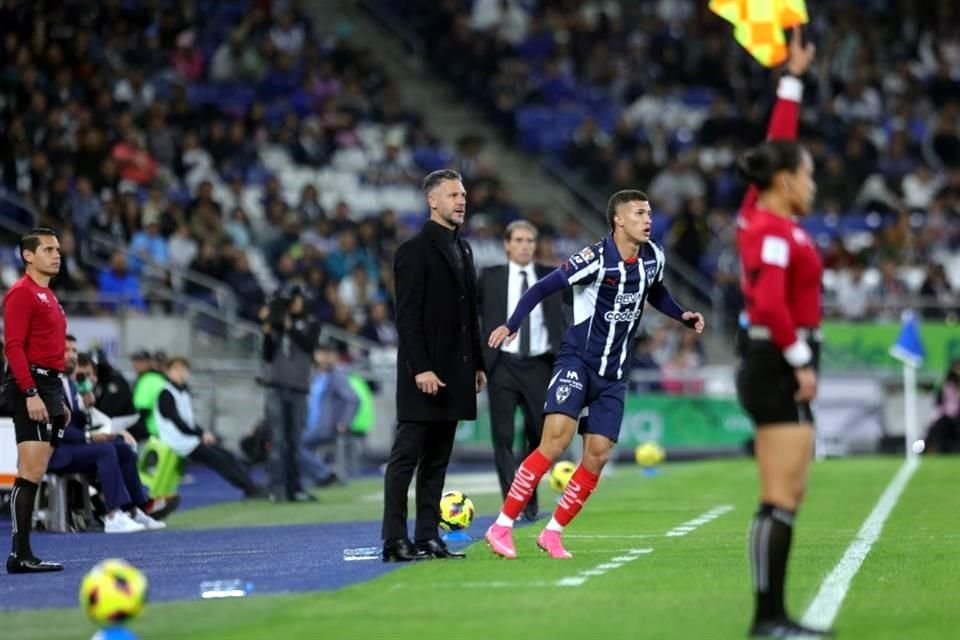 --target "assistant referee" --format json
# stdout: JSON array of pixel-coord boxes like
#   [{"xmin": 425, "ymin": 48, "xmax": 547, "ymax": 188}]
[{"xmin": 4, "ymin": 228, "xmax": 69, "ymax": 574}]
